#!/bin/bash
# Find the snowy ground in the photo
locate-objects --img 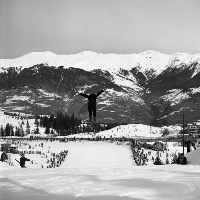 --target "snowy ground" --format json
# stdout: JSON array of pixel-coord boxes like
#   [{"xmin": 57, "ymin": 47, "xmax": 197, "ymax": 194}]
[
  {"xmin": 1, "ymin": 111, "xmax": 200, "ymax": 200},
  {"xmin": 1, "ymin": 140, "xmax": 200, "ymax": 200}
]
